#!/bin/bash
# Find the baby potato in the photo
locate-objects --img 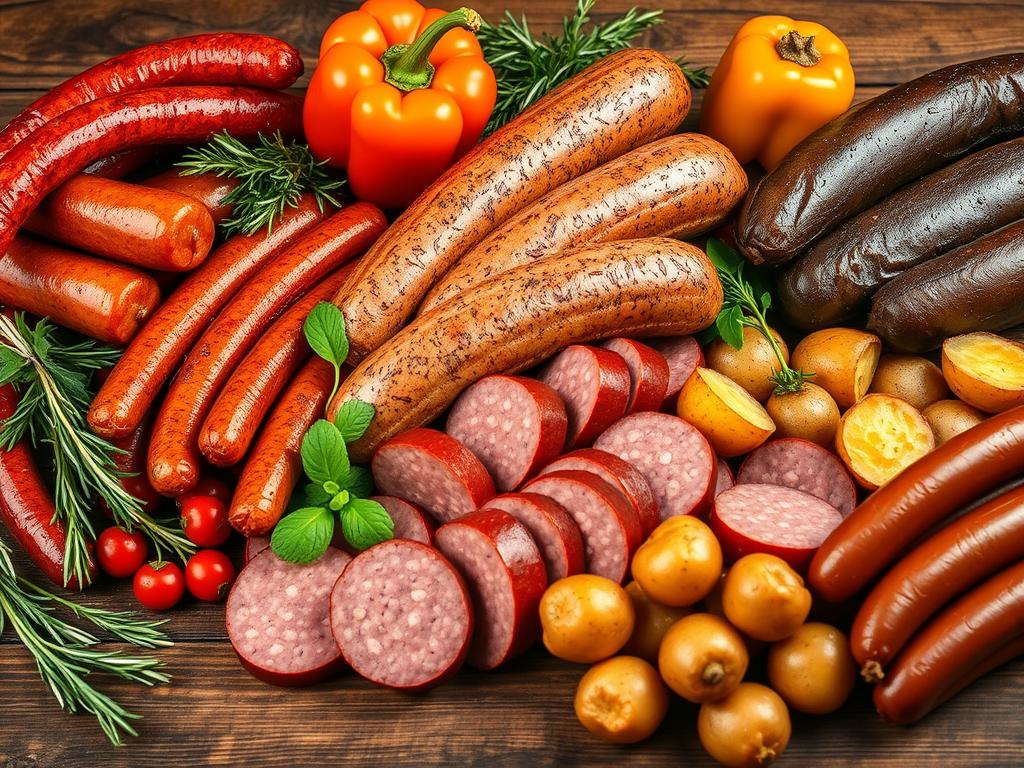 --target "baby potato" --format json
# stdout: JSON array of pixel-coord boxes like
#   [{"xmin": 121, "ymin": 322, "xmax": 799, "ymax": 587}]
[
  {"xmin": 768, "ymin": 623, "xmax": 856, "ymax": 715},
  {"xmin": 836, "ymin": 393, "xmax": 935, "ymax": 489},
  {"xmin": 631, "ymin": 515, "xmax": 723, "ymax": 607},
  {"xmin": 678, "ymin": 367, "xmax": 776, "ymax": 457},
  {"xmin": 790, "ymin": 328, "xmax": 882, "ymax": 409},
  {"xmin": 722, "ymin": 554, "xmax": 811, "ymax": 642},
  {"xmin": 922, "ymin": 399, "xmax": 986, "ymax": 446},
  {"xmin": 706, "ymin": 326, "xmax": 790, "ymax": 402},
  {"xmin": 869, "ymin": 353, "xmax": 949, "ymax": 411},
  {"xmin": 622, "ymin": 581, "xmax": 691, "ymax": 662},
  {"xmin": 658, "ymin": 613, "xmax": 749, "ymax": 703},
  {"xmin": 765, "ymin": 382, "xmax": 840, "ymax": 447},
  {"xmin": 698, "ymin": 683, "xmax": 791, "ymax": 768},
  {"xmin": 575, "ymin": 656, "xmax": 669, "ymax": 743},
  {"xmin": 540, "ymin": 575, "xmax": 635, "ymax": 664},
  {"xmin": 942, "ymin": 332, "xmax": 1024, "ymax": 413}
]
